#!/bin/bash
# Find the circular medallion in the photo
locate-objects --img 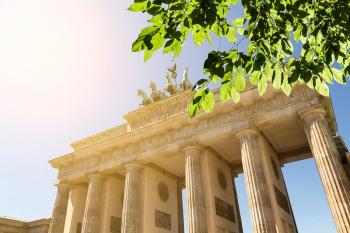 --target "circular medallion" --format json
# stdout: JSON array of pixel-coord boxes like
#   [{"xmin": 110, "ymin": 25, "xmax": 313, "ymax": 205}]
[
  {"xmin": 271, "ymin": 157, "xmax": 280, "ymax": 179},
  {"xmin": 158, "ymin": 181, "xmax": 169, "ymax": 202},
  {"xmin": 217, "ymin": 169, "xmax": 227, "ymax": 190}
]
